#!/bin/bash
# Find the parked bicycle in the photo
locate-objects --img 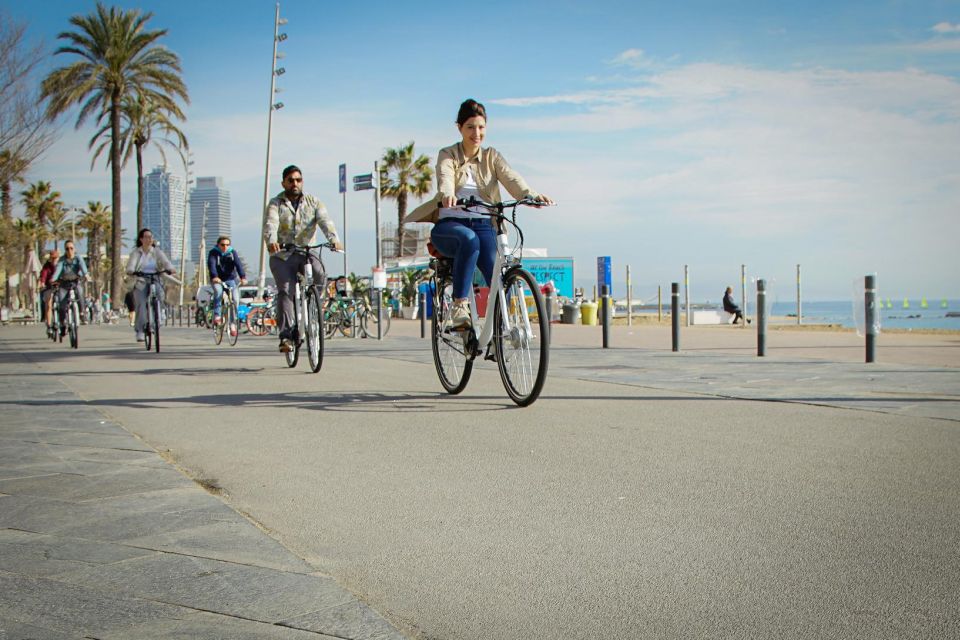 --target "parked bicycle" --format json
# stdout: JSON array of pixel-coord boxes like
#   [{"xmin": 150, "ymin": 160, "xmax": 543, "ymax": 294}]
[
  {"xmin": 135, "ymin": 271, "xmax": 179, "ymax": 352},
  {"xmin": 280, "ymin": 242, "xmax": 337, "ymax": 372},
  {"xmin": 245, "ymin": 300, "xmax": 278, "ymax": 336},
  {"xmin": 430, "ymin": 197, "xmax": 550, "ymax": 406}
]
